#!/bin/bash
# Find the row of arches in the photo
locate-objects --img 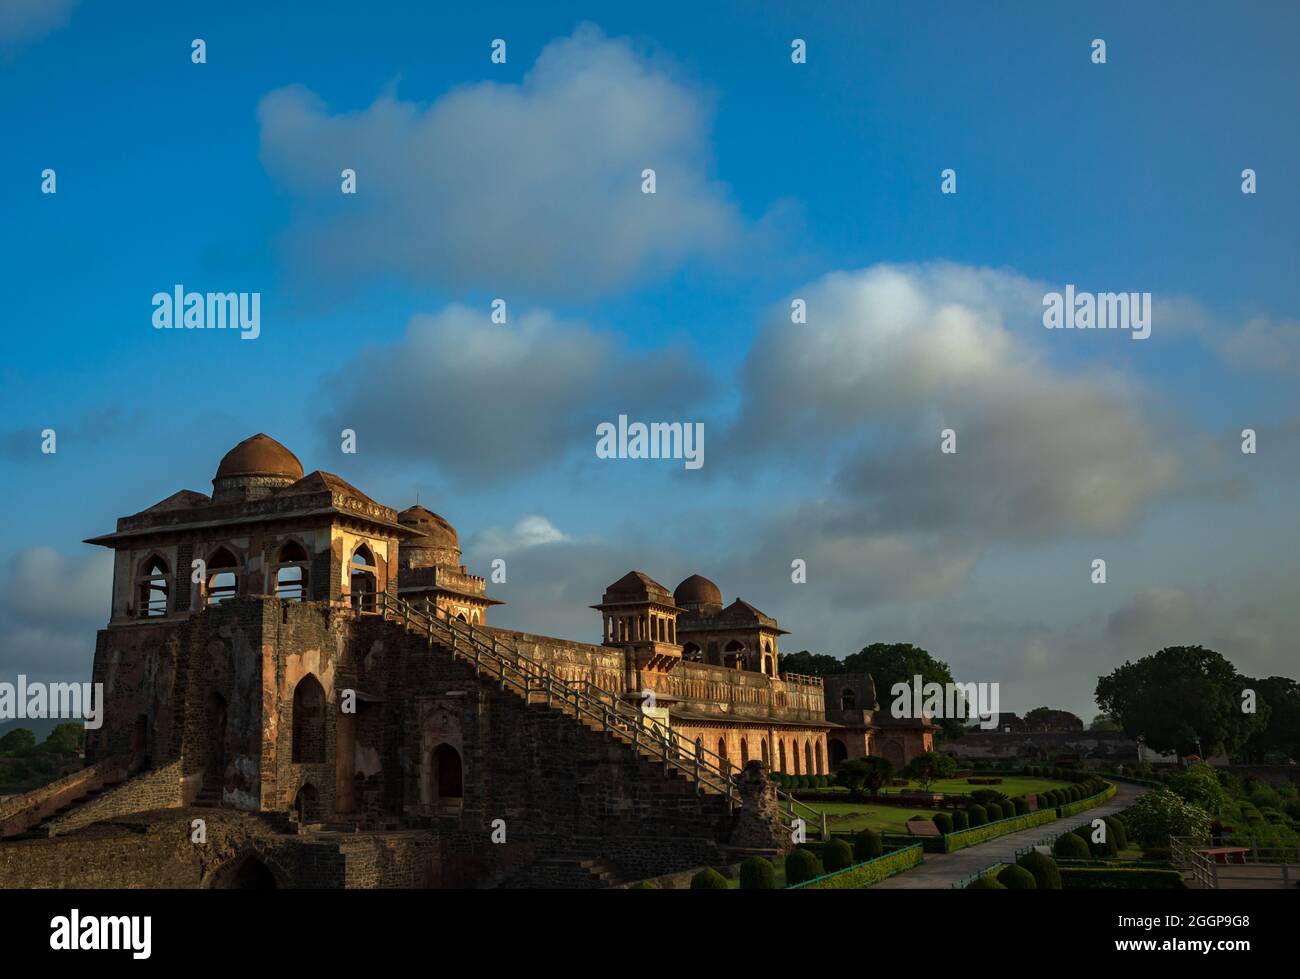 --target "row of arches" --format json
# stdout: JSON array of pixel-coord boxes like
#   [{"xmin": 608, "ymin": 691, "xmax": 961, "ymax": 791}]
[
  {"xmin": 689, "ymin": 733, "xmax": 827, "ymax": 775},
  {"xmin": 134, "ymin": 540, "xmax": 383, "ymax": 617},
  {"xmin": 680, "ymin": 639, "xmax": 776, "ymax": 675}
]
